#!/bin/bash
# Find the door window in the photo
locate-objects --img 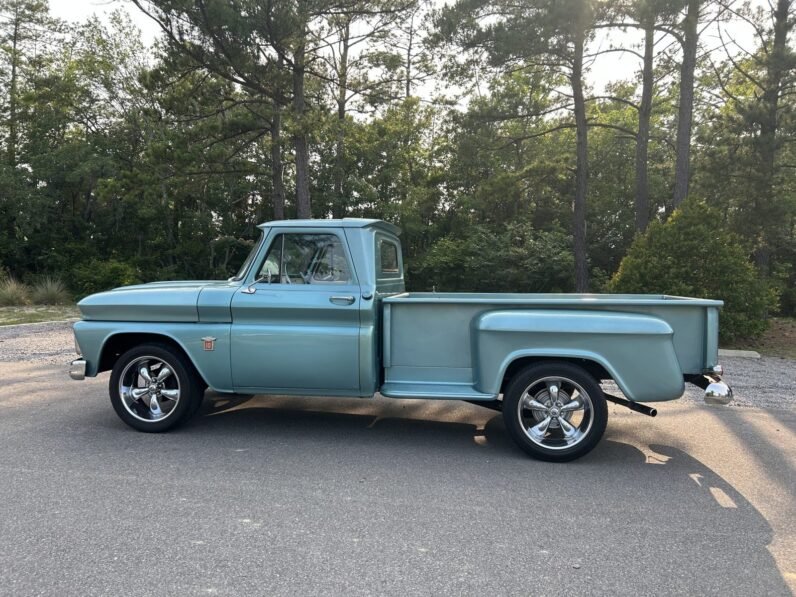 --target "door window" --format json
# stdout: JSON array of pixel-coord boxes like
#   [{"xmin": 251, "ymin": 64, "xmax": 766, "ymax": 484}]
[{"xmin": 257, "ymin": 233, "xmax": 352, "ymax": 284}]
